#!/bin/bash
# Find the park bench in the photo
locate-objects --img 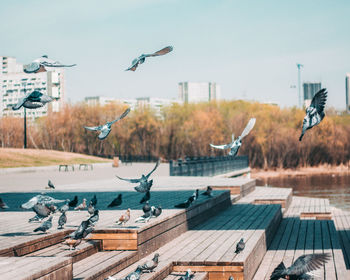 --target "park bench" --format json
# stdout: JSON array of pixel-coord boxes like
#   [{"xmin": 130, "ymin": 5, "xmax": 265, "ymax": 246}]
[
  {"xmin": 59, "ymin": 164, "xmax": 75, "ymax": 172},
  {"xmin": 79, "ymin": 163, "xmax": 93, "ymax": 171}
]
